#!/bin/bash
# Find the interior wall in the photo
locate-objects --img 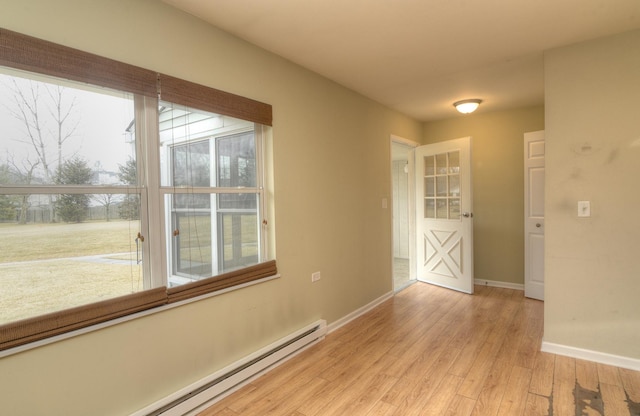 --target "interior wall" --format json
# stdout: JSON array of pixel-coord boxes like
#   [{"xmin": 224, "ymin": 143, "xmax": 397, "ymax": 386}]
[
  {"xmin": 423, "ymin": 106, "xmax": 545, "ymax": 285},
  {"xmin": 544, "ymin": 30, "xmax": 640, "ymax": 360},
  {"xmin": 0, "ymin": 1, "xmax": 422, "ymax": 414}
]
